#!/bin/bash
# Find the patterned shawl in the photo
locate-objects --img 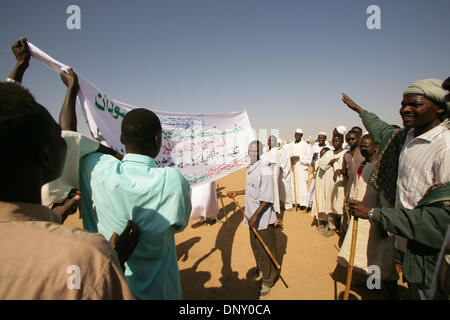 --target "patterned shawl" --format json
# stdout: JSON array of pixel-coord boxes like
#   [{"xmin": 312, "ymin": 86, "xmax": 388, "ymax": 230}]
[
  {"xmin": 369, "ymin": 128, "xmax": 408, "ymax": 207},
  {"xmin": 369, "ymin": 119, "xmax": 450, "ymax": 207}
]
